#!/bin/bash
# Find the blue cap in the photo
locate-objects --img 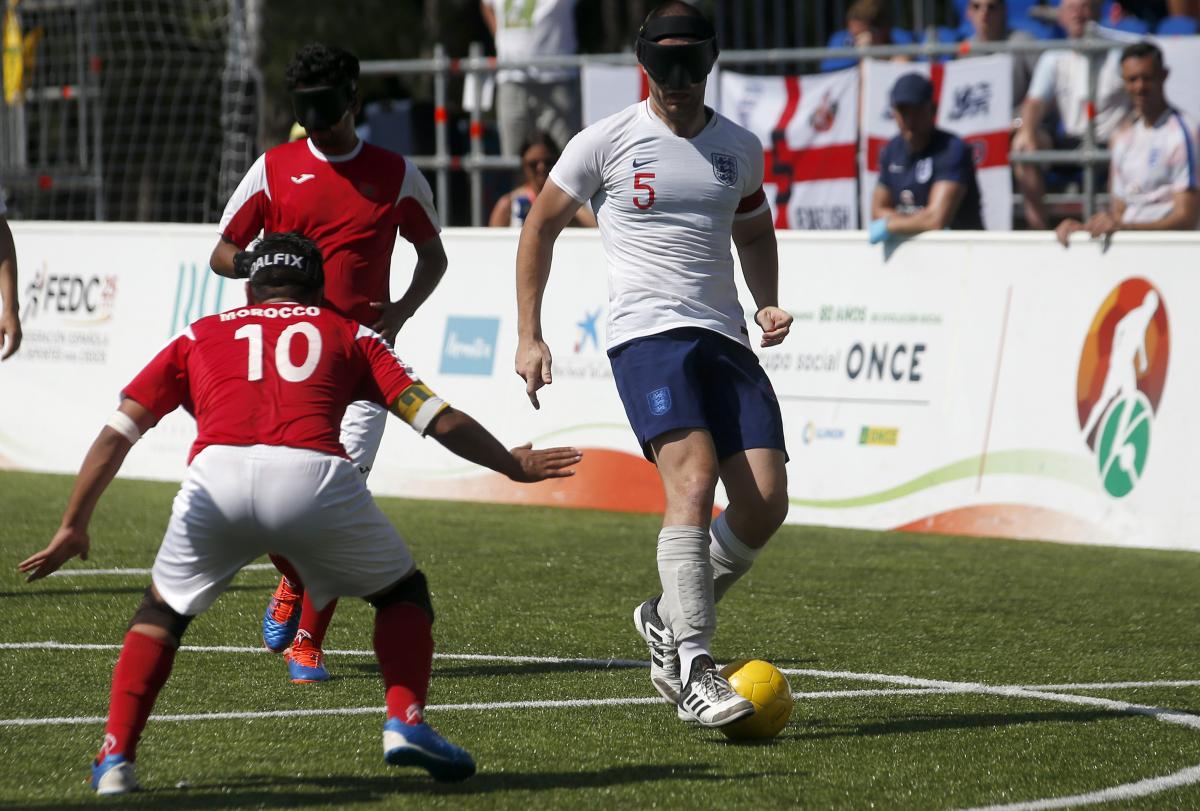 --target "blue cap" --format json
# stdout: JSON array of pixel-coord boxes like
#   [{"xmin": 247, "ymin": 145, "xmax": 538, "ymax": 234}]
[{"xmin": 890, "ymin": 73, "xmax": 933, "ymax": 106}]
